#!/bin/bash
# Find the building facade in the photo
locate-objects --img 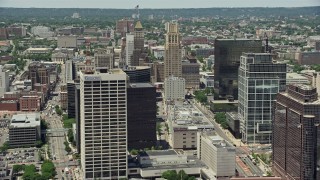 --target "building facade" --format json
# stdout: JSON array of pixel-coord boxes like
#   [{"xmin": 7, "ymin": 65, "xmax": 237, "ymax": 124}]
[
  {"xmin": 127, "ymin": 83, "xmax": 157, "ymax": 149},
  {"xmin": 123, "ymin": 66, "xmax": 151, "ymax": 83},
  {"xmin": 164, "ymin": 22, "xmax": 182, "ymax": 79},
  {"xmin": 164, "ymin": 76, "xmax": 185, "ymax": 100},
  {"xmin": 94, "ymin": 48, "xmax": 115, "ymax": 70},
  {"xmin": 80, "ymin": 69, "xmax": 128, "ymax": 179},
  {"xmin": 273, "ymin": 84, "xmax": 320, "ymax": 179},
  {"xmin": 197, "ymin": 131, "xmax": 236, "ymax": 177},
  {"xmin": 182, "ymin": 60, "xmax": 200, "ymax": 89},
  {"xmin": 9, "ymin": 113, "xmax": 41, "ymax": 147},
  {"xmin": 132, "ymin": 21, "xmax": 144, "ymax": 66},
  {"xmin": 126, "ymin": 33, "xmax": 134, "ymax": 66},
  {"xmin": 214, "ymin": 39, "xmax": 262, "ymax": 99},
  {"xmin": 0, "ymin": 65, "xmax": 9, "ymax": 98},
  {"xmin": 238, "ymin": 53, "xmax": 286, "ymax": 144}
]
